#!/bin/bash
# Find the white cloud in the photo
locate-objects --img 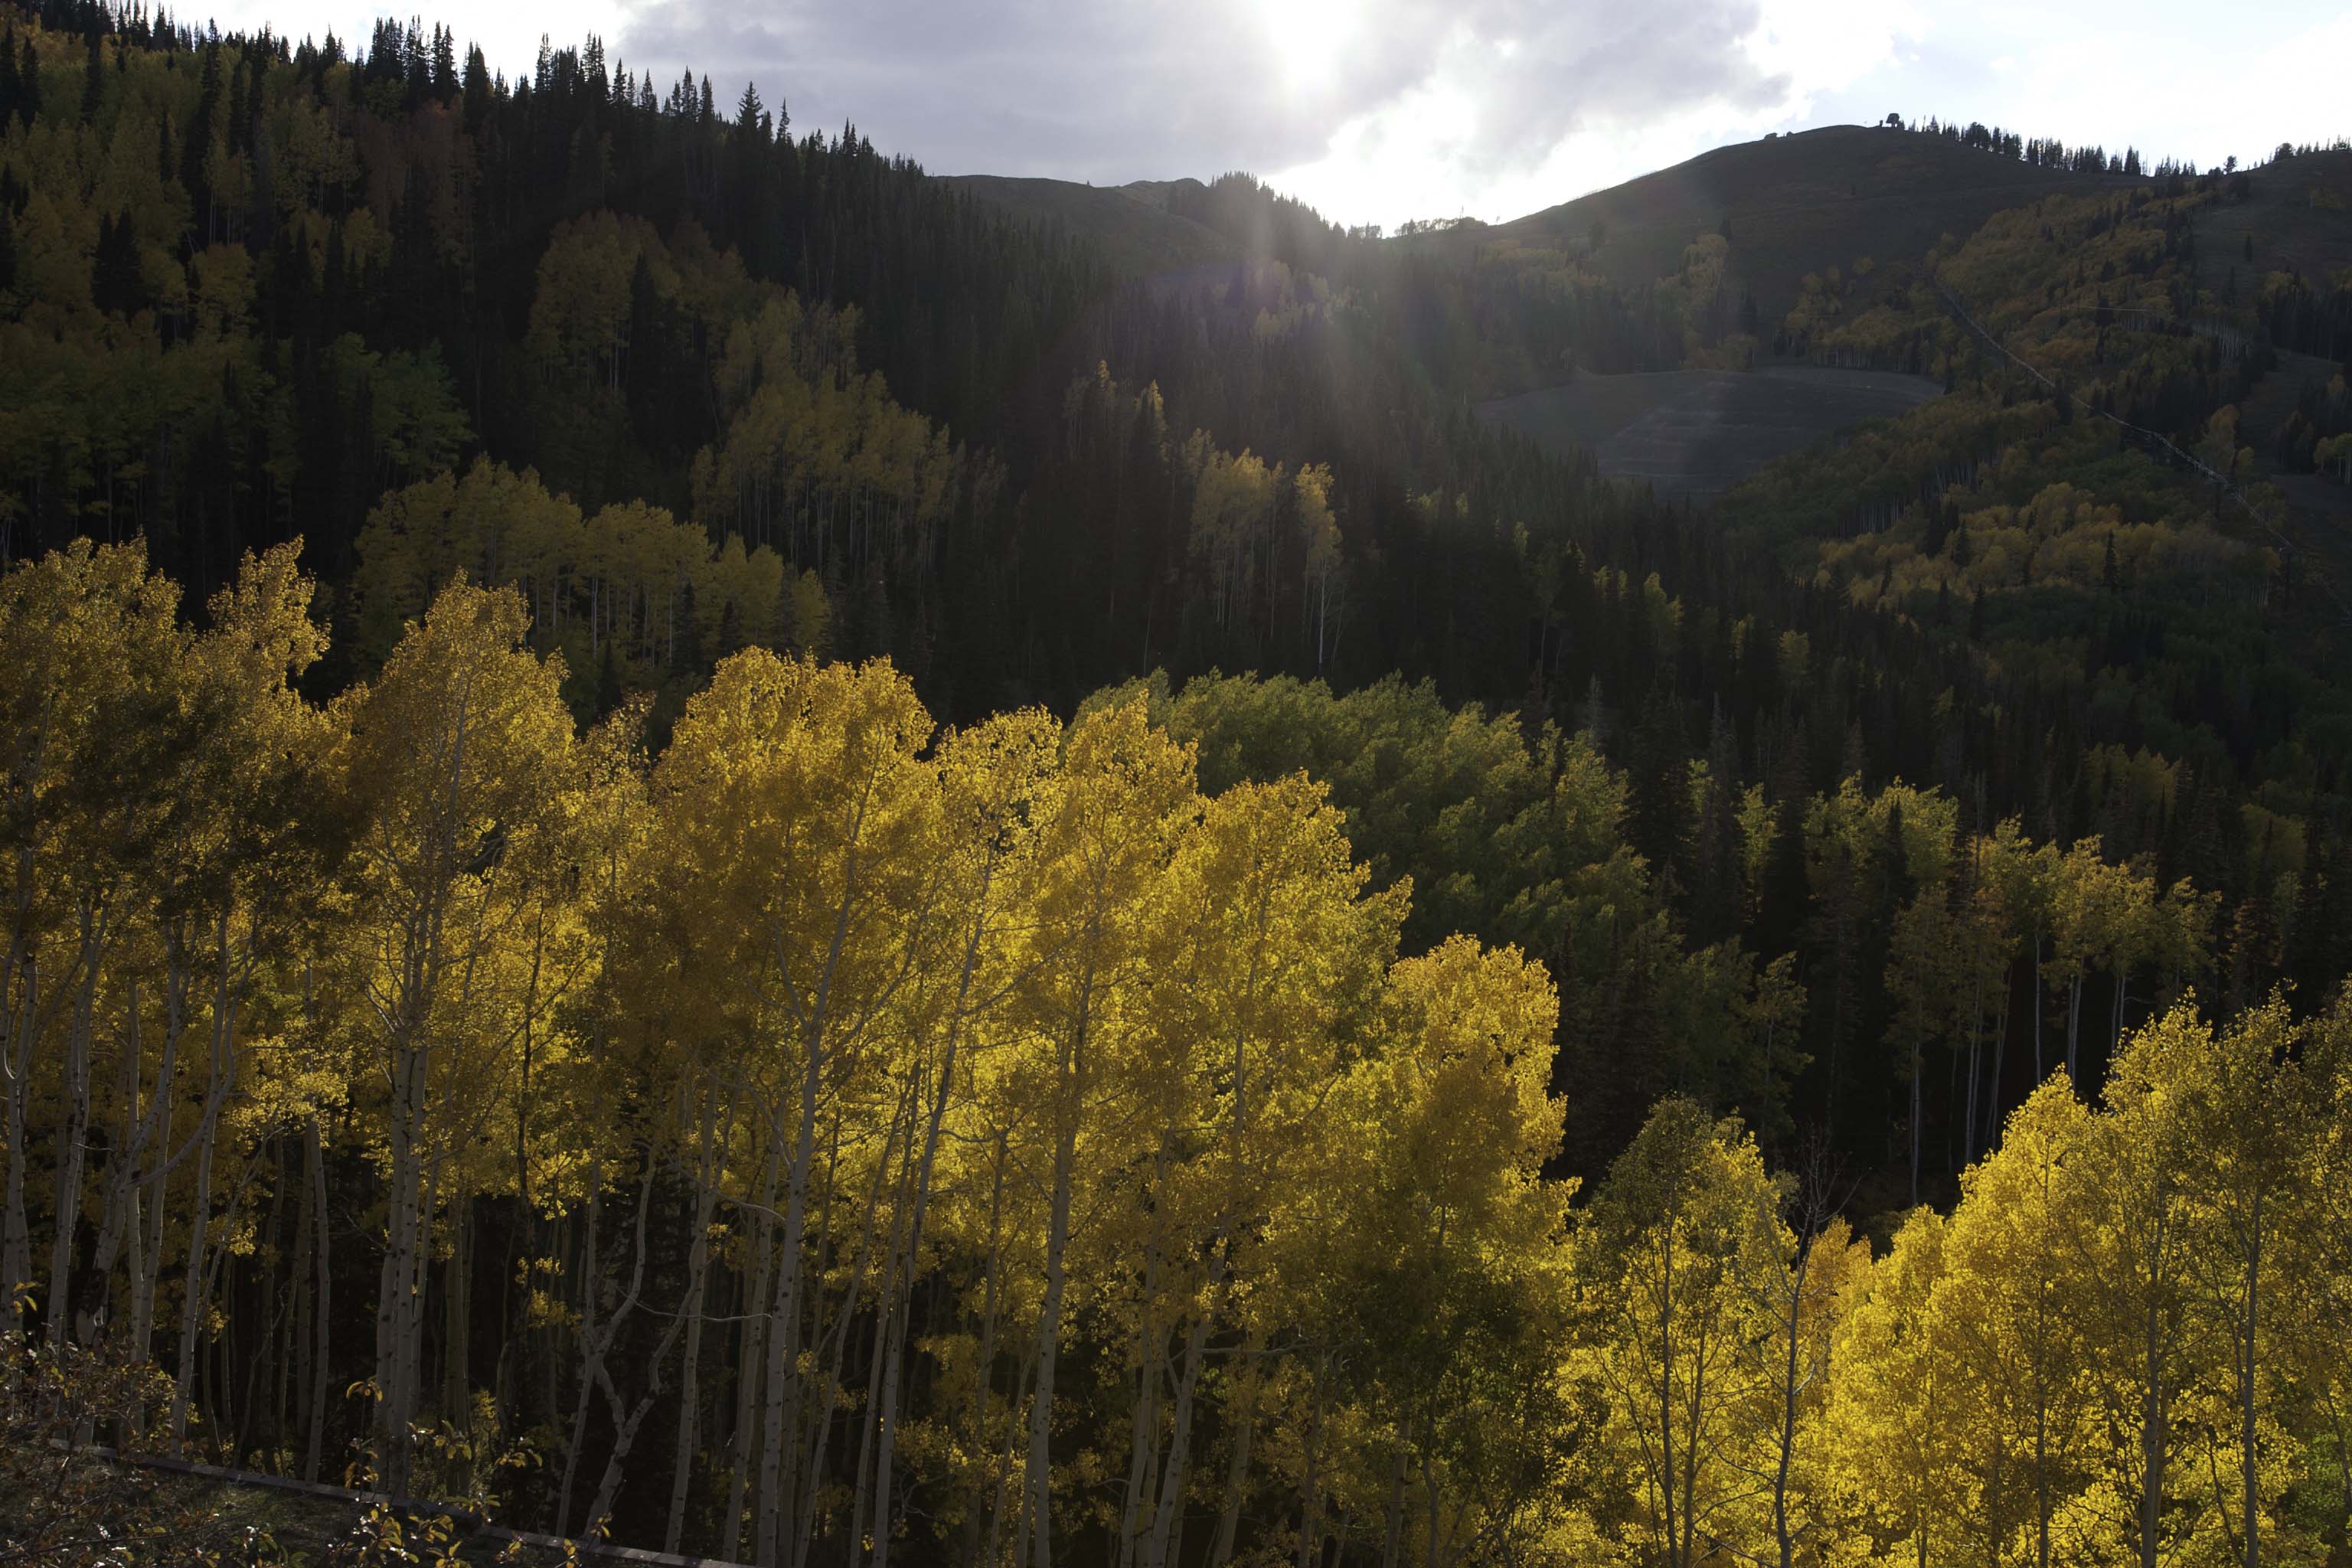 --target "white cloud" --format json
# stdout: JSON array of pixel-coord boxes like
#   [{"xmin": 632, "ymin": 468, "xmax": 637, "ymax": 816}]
[
  {"xmin": 1272, "ymin": 0, "xmax": 1926, "ymax": 227},
  {"xmin": 180, "ymin": 0, "xmax": 2347, "ymax": 230}
]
